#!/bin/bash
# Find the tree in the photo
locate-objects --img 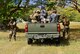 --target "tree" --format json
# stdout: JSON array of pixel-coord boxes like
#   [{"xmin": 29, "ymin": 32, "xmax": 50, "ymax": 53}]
[
  {"xmin": 71, "ymin": 0, "xmax": 80, "ymax": 13},
  {"xmin": 0, "ymin": 0, "xmax": 30, "ymax": 26},
  {"xmin": 0, "ymin": 0, "xmax": 49, "ymax": 24}
]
